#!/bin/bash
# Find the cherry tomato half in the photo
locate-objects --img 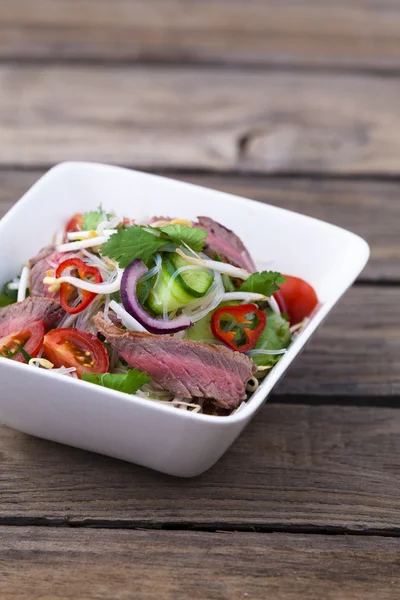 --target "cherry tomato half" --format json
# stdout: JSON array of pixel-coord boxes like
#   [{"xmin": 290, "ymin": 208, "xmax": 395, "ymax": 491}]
[
  {"xmin": 211, "ymin": 303, "xmax": 266, "ymax": 353},
  {"xmin": 65, "ymin": 213, "xmax": 84, "ymax": 233},
  {"xmin": 275, "ymin": 275, "xmax": 318, "ymax": 325},
  {"xmin": 0, "ymin": 320, "xmax": 45, "ymax": 363},
  {"xmin": 56, "ymin": 258, "xmax": 102, "ymax": 315},
  {"xmin": 43, "ymin": 328, "xmax": 109, "ymax": 378}
]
